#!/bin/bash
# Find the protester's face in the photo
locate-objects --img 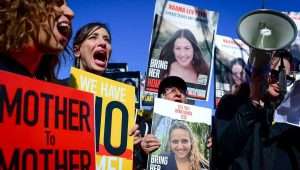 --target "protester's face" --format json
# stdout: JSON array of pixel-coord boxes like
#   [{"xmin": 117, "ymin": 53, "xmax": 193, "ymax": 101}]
[
  {"xmin": 37, "ymin": 0, "xmax": 74, "ymax": 55},
  {"xmin": 162, "ymin": 87, "xmax": 186, "ymax": 103},
  {"xmin": 75, "ymin": 27, "xmax": 112, "ymax": 74},
  {"xmin": 267, "ymin": 57, "xmax": 291, "ymax": 97},
  {"xmin": 170, "ymin": 128, "xmax": 191, "ymax": 159},
  {"xmin": 231, "ymin": 63, "xmax": 244, "ymax": 86},
  {"xmin": 173, "ymin": 37, "xmax": 194, "ymax": 67}
]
